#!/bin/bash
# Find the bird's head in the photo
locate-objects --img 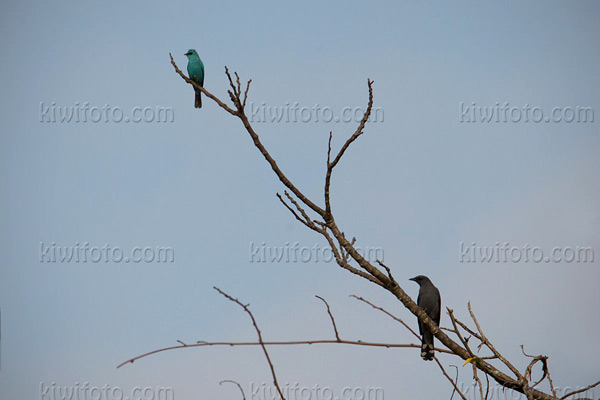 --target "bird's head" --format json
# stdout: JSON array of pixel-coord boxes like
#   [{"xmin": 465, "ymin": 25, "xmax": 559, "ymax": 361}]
[
  {"xmin": 185, "ymin": 49, "xmax": 199, "ymax": 58},
  {"xmin": 409, "ymin": 275, "xmax": 432, "ymax": 286}
]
